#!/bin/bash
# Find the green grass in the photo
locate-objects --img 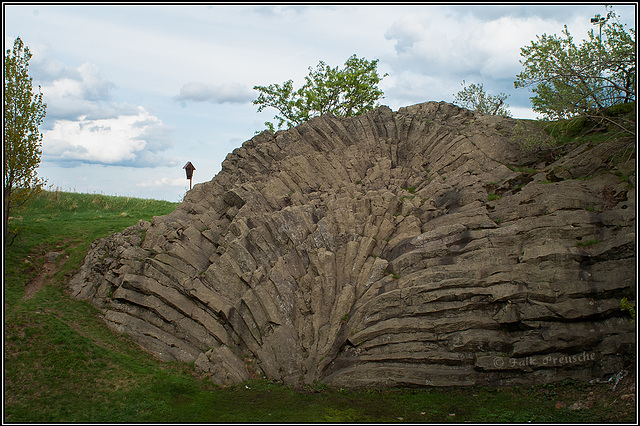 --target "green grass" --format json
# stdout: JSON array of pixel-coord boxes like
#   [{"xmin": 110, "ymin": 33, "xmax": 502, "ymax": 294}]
[
  {"xmin": 576, "ymin": 238, "xmax": 600, "ymax": 248},
  {"xmin": 4, "ymin": 190, "xmax": 178, "ymax": 307},
  {"xmin": 3, "ymin": 190, "xmax": 635, "ymax": 423}
]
